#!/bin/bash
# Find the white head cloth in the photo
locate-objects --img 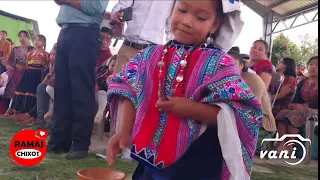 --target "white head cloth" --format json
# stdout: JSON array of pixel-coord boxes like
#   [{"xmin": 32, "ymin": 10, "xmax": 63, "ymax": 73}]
[{"xmin": 213, "ymin": 0, "xmax": 244, "ymax": 52}]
